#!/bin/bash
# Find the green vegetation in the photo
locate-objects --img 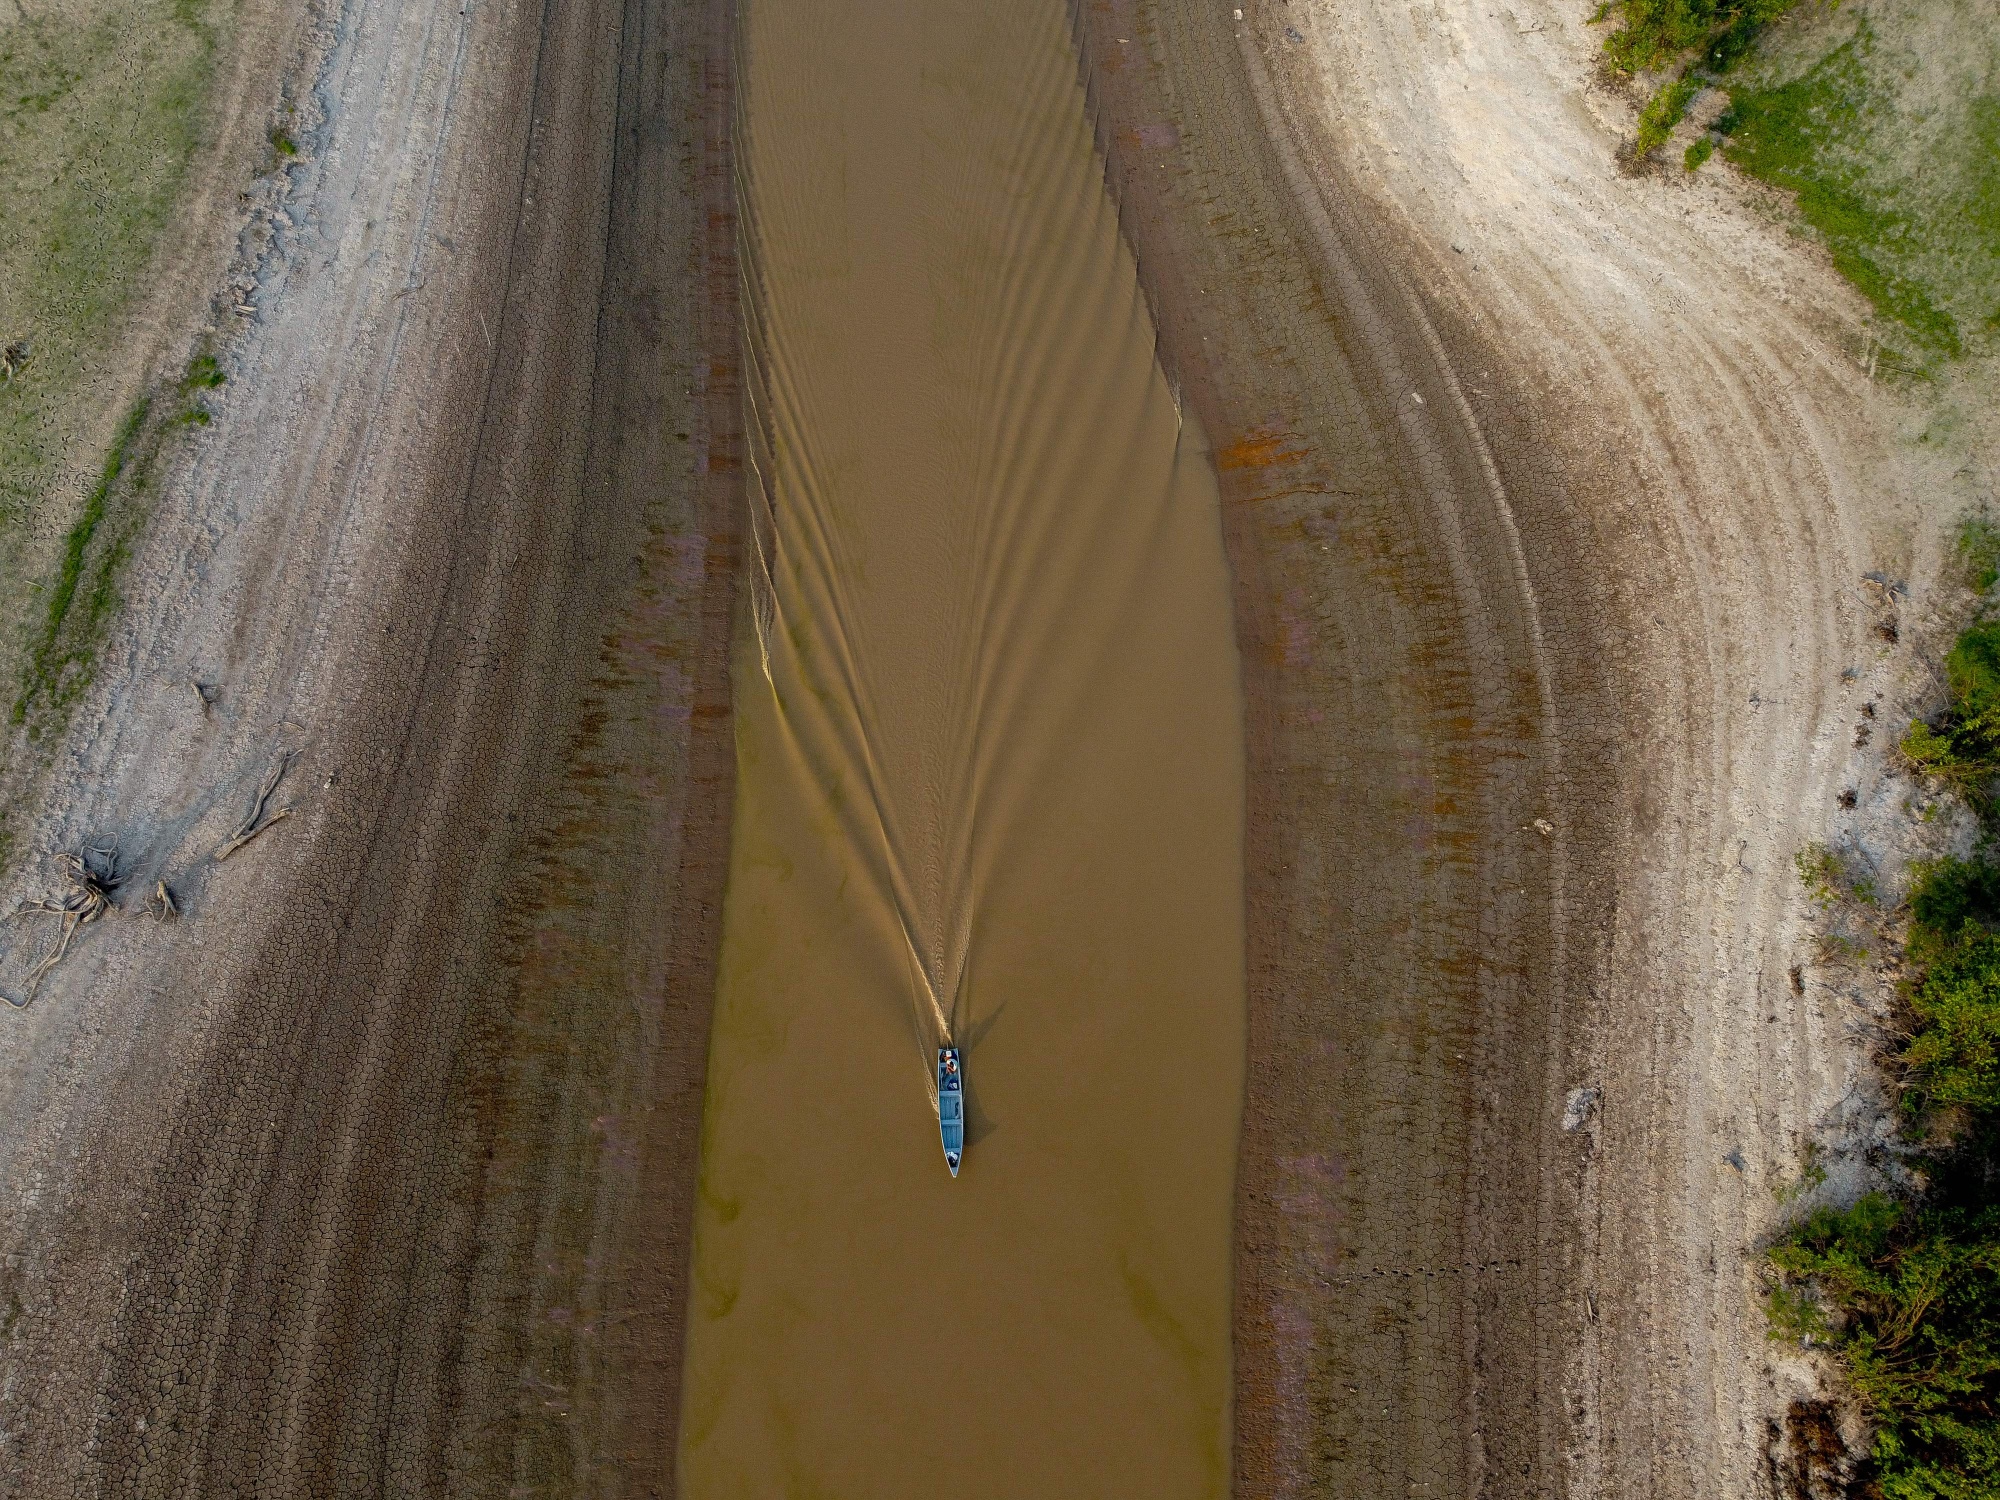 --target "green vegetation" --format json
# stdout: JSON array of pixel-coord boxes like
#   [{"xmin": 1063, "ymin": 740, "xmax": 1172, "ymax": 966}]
[
  {"xmin": 1798, "ymin": 839, "xmax": 1880, "ymax": 907},
  {"xmin": 1902, "ymin": 623, "xmax": 2000, "ymax": 808},
  {"xmin": 1769, "ymin": 1184, "xmax": 2000, "ymax": 1499},
  {"xmin": 1956, "ymin": 515, "xmax": 2000, "ymax": 596},
  {"xmin": 1601, "ymin": 0, "xmax": 1808, "ymax": 76},
  {"xmin": 1771, "ymin": 616, "xmax": 2000, "ymax": 1496},
  {"xmin": 10, "ymin": 347, "xmax": 222, "ymax": 733},
  {"xmin": 1597, "ymin": 0, "xmax": 2000, "ymax": 361},
  {"xmin": 1902, "ymin": 857, "xmax": 2000, "ymax": 1114},
  {"xmin": 1595, "ymin": 0, "xmax": 1809, "ymax": 156},
  {"xmin": 0, "ymin": 0, "xmax": 225, "ymax": 756},
  {"xmin": 1715, "ymin": 24, "xmax": 1965, "ymax": 353},
  {"xmin": 1636, "ymin": 71, "xmax": 1705, "ymax": 155}
]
